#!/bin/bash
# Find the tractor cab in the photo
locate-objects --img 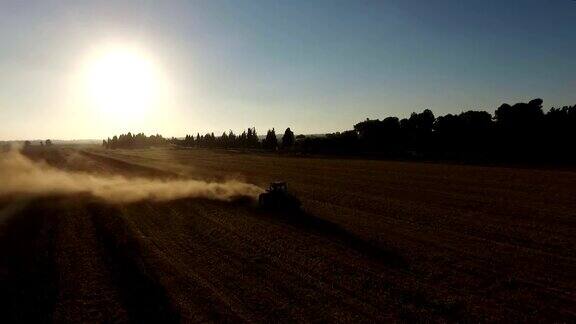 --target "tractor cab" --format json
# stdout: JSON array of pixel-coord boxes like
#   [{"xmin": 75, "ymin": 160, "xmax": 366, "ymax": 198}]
[{"xmin": 268, "ymin": 181, "xmax": 288, "ymax": 193}]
